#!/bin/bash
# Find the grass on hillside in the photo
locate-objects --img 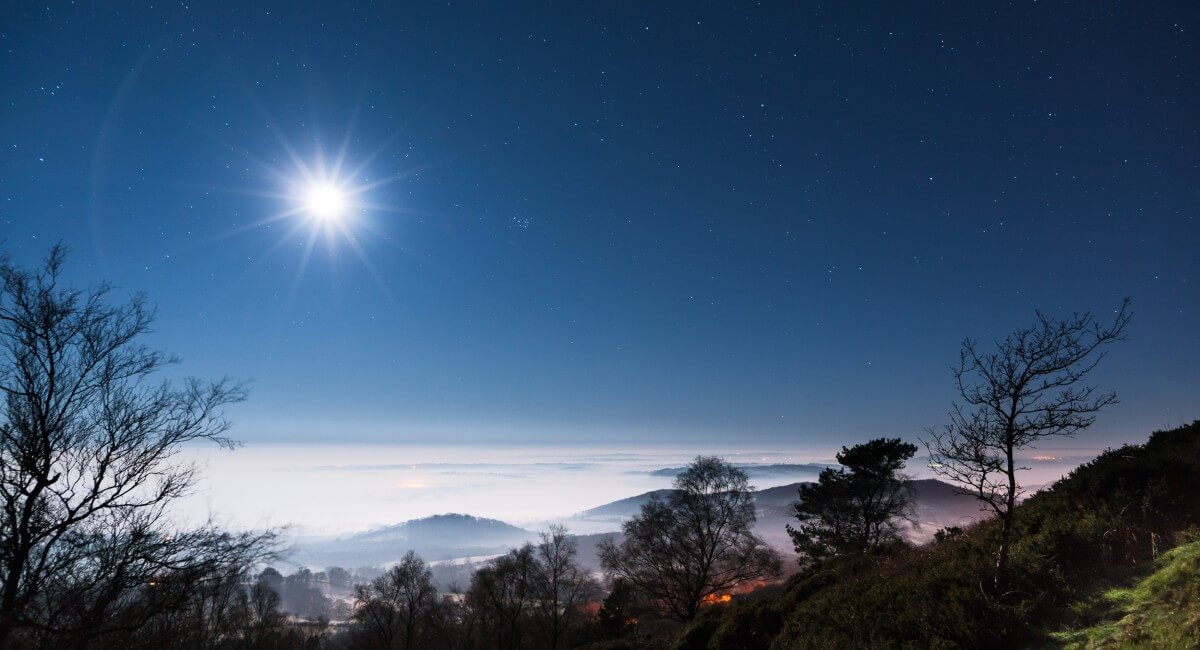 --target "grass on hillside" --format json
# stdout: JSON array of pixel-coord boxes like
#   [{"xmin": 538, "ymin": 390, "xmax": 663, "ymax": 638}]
[{"xmin": 1048, "ymin": 537, "xmax": 1200, "ymax": 649}]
